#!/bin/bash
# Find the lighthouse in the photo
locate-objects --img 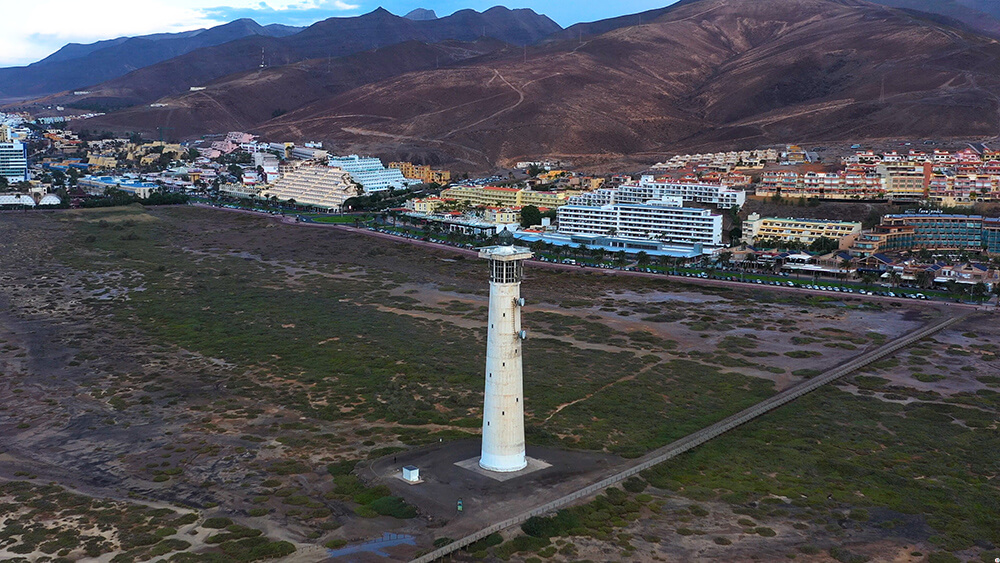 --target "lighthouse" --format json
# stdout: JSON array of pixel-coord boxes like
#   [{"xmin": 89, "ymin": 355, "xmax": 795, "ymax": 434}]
[{"xmin": 478, "ymin": 238, "xmax": 532, "ymax": 472}]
